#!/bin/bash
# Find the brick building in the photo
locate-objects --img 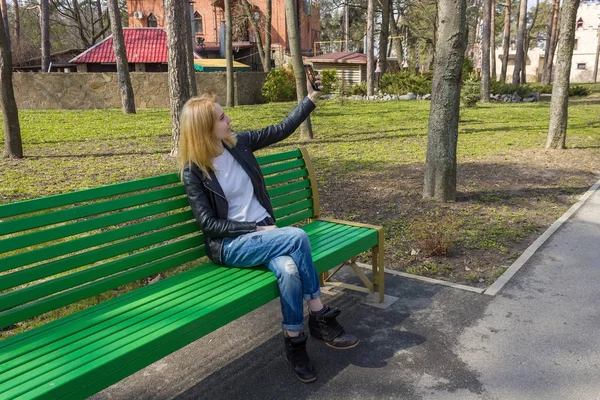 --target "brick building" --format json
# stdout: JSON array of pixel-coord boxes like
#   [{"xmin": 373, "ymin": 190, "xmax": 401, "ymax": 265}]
[{"xmin": 126, "ymin": 0, "xmax": 320, "ymax": 69}]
